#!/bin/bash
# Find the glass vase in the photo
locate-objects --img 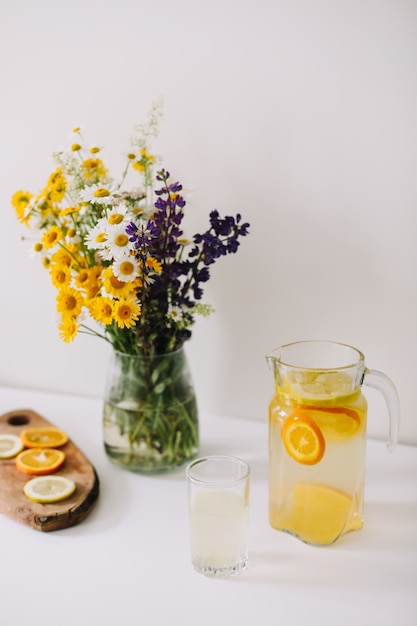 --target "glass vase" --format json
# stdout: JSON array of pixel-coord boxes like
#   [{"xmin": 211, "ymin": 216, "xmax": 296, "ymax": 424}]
[{"xmin": 103, "ymin": 347, "xmax": 199, "ymax": 472}]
